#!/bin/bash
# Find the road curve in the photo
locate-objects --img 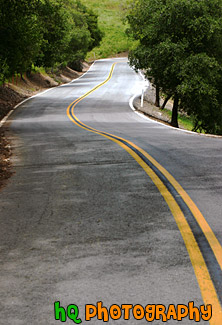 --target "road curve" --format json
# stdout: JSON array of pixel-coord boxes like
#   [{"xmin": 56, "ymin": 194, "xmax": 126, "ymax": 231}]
[{"xmin": 0, "ymin": 58, "xmax": 222, "ymax": 324}]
